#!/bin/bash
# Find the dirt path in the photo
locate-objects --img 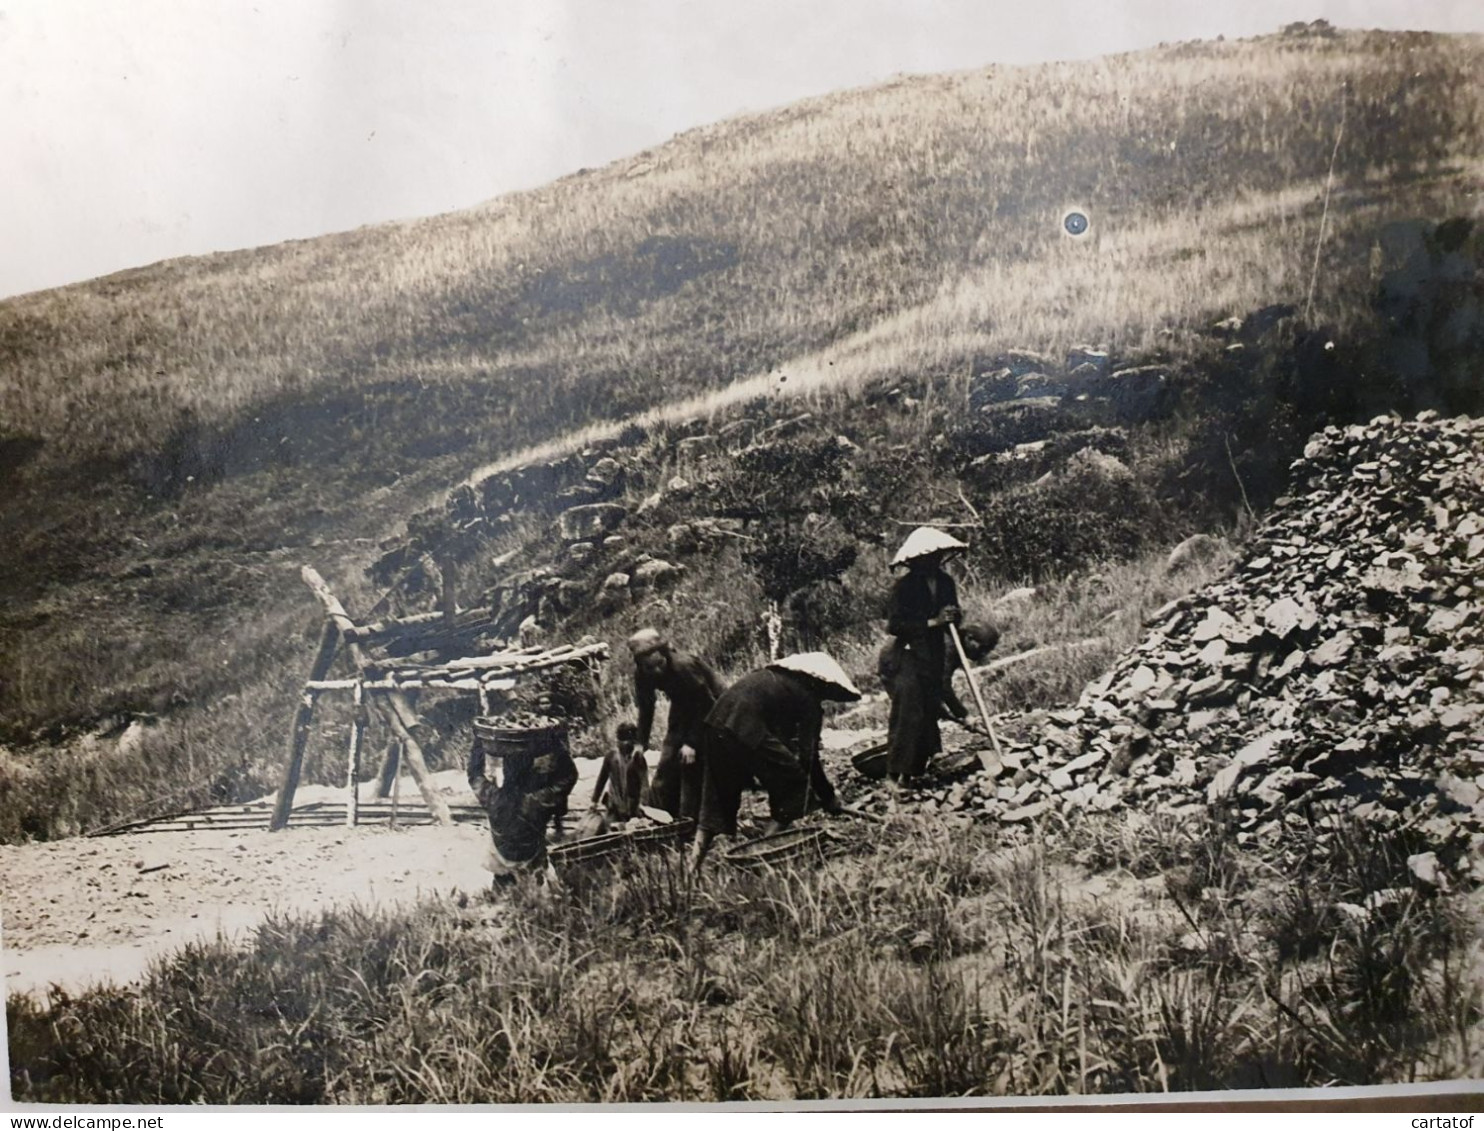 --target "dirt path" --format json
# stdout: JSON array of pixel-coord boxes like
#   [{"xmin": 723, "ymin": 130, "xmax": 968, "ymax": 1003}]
[
  {"xmin": 1, "ymin": 730, "xmax": 887, "ymax": 1005},
  {"xmin": 0, "ymin": 765, "xmax": 589, "ymax": 1004}
]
